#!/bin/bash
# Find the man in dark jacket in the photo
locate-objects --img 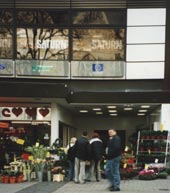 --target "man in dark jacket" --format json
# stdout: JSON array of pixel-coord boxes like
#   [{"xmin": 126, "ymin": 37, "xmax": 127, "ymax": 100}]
[
  {"xmin": 105, "ymin": 128, "xmax": 122, "ymax": 191},
  {"xmin": 74, "ymin": 131, "xmax": 90, "ymax": 184},
  {"xmin": 86, "ymin": 132, "xmax": 104, "ymax": 182}
]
